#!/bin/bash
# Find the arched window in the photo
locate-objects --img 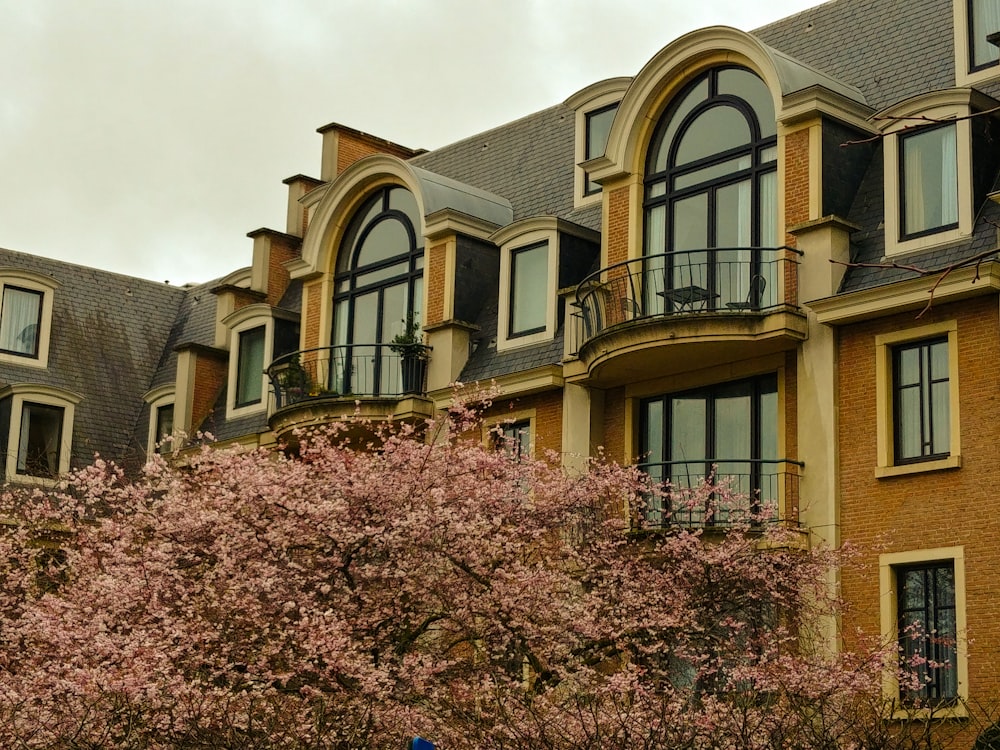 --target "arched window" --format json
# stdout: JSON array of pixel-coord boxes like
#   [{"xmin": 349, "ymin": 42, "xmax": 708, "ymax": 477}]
[
  {"xmin": 644, "ymin": 67, "xmax": 777, "ymax": 312},
  {"xmin": 332, "ymin": 186, "xmax": 423, "ymax": 395}
]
